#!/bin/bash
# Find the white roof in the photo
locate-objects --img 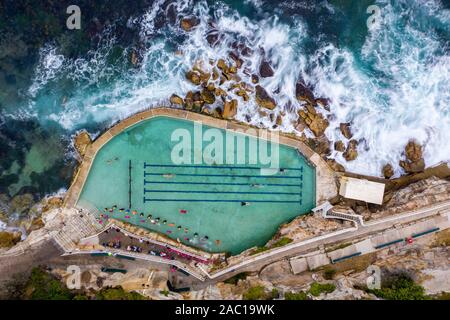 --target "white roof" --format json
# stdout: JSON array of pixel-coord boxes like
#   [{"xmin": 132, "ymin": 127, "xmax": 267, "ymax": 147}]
[{"xmin": 339, "ymin": 177, "xmax": 385, "ymax": 205}]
